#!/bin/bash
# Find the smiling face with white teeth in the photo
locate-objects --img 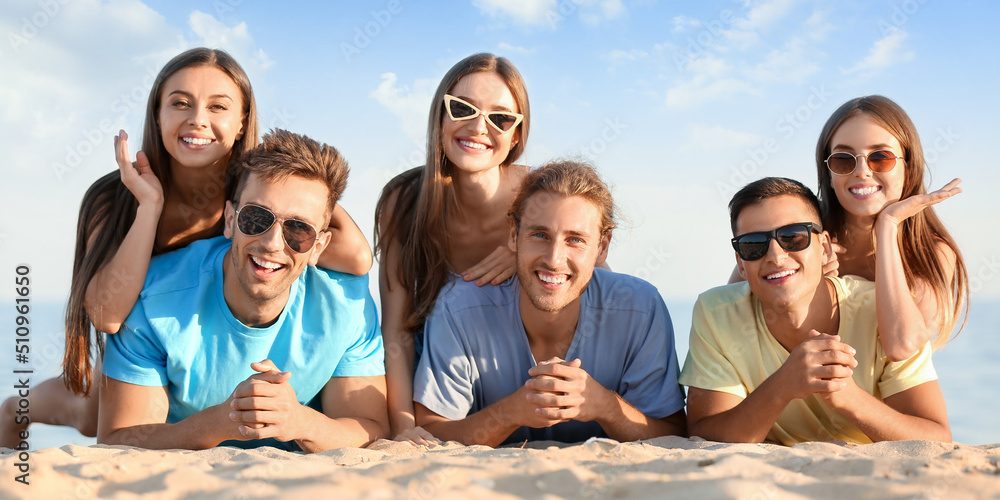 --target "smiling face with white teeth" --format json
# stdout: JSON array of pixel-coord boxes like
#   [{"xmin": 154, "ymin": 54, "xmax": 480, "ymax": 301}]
[
  {"xmin": 735, "ymin": 195, "xmax": 832, "ymax": 313},
  {"xmin": 828, "ymin": 114, "xmax": 906, "ymax": 224},
  {"xmin": 441, "ymin": 71, "xmax": 521, "ymax": 175},
  {"xmin": 509, "ymin": 192, "xmax": 610, "ymax": 315},
  {"xmin": 222, "ymin": 173, "xmax": 331, "ymax": 326},
  {"xmin": 158, "ymin": 65, "xmax": 246, "ymax": 174}
]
